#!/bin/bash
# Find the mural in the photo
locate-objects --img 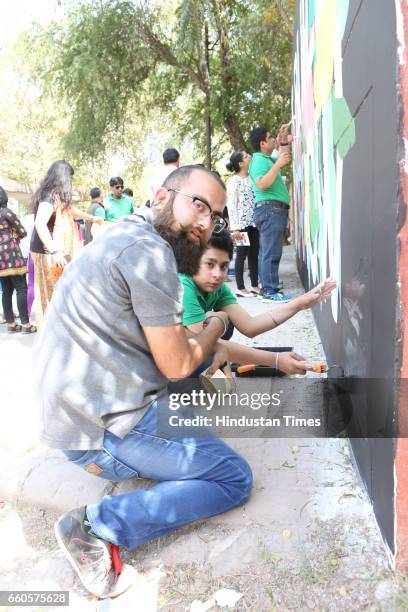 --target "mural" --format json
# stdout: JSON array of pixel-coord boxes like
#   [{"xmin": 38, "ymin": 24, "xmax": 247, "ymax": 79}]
[
  {"xmin": 293, "ymin": 0, "xmax": 401, "ymax": 559},
  {"xmin": 292, "ymin": 0, "xmax": 355, "ymax": 322}
]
